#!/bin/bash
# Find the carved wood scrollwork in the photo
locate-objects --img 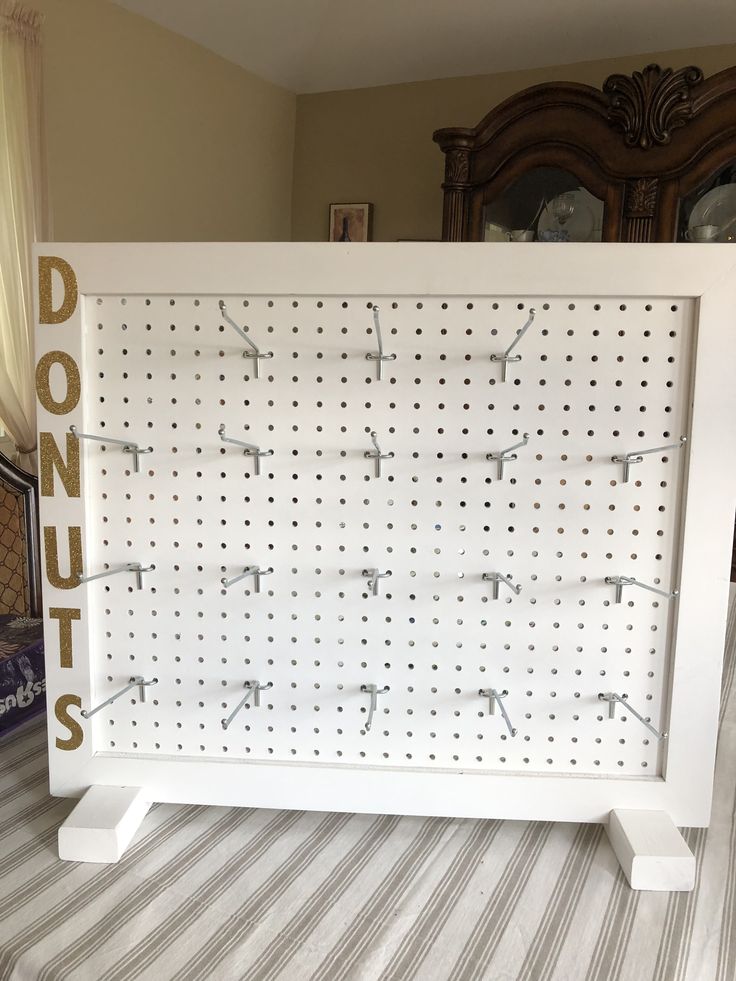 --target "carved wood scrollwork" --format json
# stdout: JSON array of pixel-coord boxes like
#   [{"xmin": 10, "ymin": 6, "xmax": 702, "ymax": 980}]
[
  {"xmin": 445, "ymin": 149, "xmax": 470, "ymax": 185},
  {"xmin": 625, "ymin": 177, "xmax": 659, "ymax": 217},
  {"xmin": 603, "ymin": 64, "xmax": 704, "ymax": 149}
]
